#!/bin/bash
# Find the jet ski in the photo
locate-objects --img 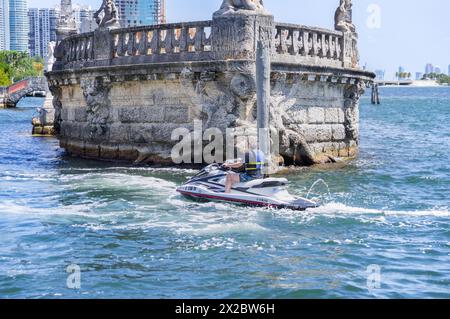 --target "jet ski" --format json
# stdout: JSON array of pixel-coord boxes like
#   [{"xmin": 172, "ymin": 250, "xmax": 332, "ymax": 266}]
[{"xmin": 177, "ymin": 163, "xmax": 318, "ymax": 211}]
